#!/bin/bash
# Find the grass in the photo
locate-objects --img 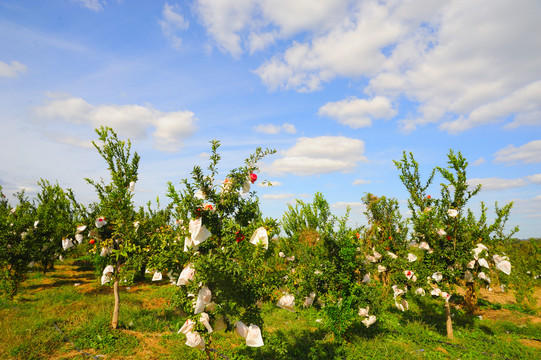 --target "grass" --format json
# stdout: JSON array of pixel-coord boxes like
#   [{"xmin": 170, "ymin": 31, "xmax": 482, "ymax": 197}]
[{"xmin": 1, "ymin": 260, "xmax": 540, "ymax": 359}]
